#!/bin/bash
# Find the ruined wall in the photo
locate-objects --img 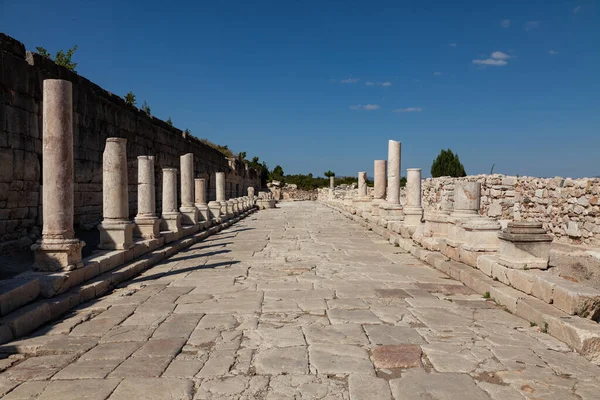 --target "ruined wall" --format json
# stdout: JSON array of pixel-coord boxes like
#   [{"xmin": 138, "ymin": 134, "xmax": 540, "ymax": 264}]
[
  {"xmin": 423, "ymin": 175, "xmax": 600, "ymax": 246},
  {"xmin": 0, "ymin": 34, "xmax": 260, "ymax": 252}
]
